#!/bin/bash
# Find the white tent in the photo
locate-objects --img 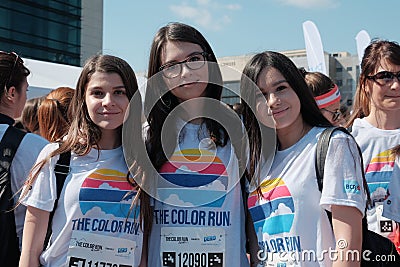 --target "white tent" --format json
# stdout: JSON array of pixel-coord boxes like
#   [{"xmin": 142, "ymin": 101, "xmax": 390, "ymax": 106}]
[
  {"xmin": 23, "ymin": 58, "xmax": 148, "ymax": 103},
  {"xmin": 23, "ymin": 58, "xmax": 82, "ymax": 99}
]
